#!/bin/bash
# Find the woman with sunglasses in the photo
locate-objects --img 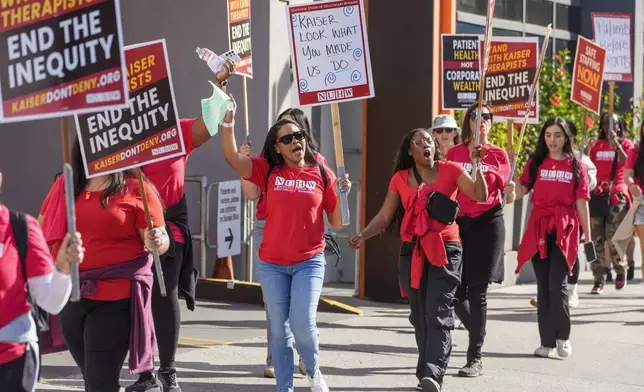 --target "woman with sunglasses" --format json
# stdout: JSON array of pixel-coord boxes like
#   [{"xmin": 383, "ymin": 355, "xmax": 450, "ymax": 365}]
[
  {"xmin": 514, "ymin": 117, "xmax": 592, "ymax": 359},
  {"xmin": 588, "ymin": 113, "xmax": 634, "ymax": 293},
  {"xmin": 447, "ymin": 102, "xmax": 515, "ymax": 378},
  {"xmin": 350, "ymin": 129, "xmax": 487, "ymax": 392},
  {"xmin": 222, "ymin": 97, "xmax": 350, "ymax": 392},
  {"xmin": 240, "ymin": 108, "xmax": 327, "ymax": 379},
  {"xmin": 430, "ymin": 115, "xmax": 461, "ymax": 156}
]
